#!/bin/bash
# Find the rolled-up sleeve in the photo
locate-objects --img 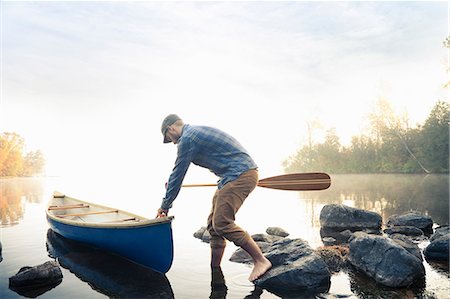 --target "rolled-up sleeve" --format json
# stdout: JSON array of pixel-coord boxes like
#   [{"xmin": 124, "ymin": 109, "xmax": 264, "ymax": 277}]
[{"xmin": 160, "ymin": 139, "xmax": 195, "ymax": 210}]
